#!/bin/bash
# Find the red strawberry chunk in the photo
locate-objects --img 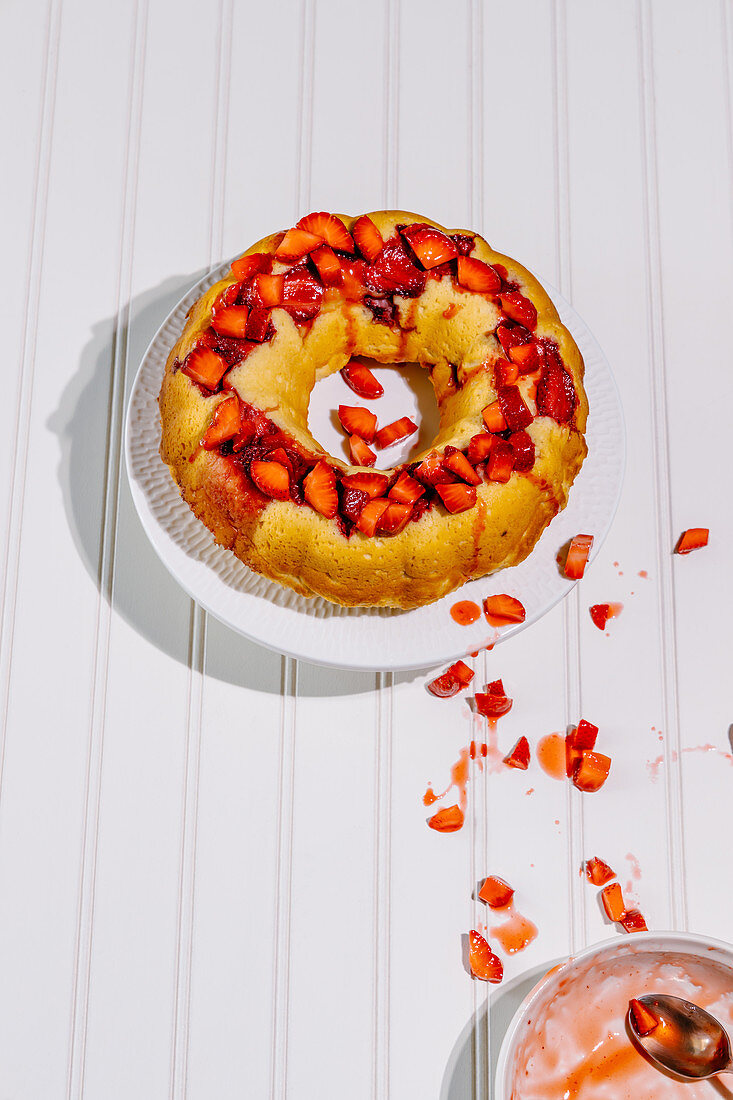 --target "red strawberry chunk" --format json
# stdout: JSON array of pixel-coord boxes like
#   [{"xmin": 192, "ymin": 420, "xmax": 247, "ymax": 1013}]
[
  {"xmin": 436, "ymin": 482, "xmax": 477, "ymax": 513},
  {"xmin": 504, "ymin": 736, "xmax": 531, "ymax": 770},
  {"xmin": 486, "ymin": 679, "xmax": 505, "ymax": 695},
  {"xmin": 564, "ymin": 534, "xmax": 594, "ymax": 579},
  {"xmin": 303, "ymin": 460, "xmax": 338, "ymax": 519},
  {"xmin": 498, "ymin": 385, "xmax": 533, "ymax": 430},
  {"xmin": 341, "ymin": 362, "xmax": 384, "ymax": 399},
  {"xmin": 348, "ymin": 435, "xmax": 377, "ymax": 467},
  {"xmin": 621, "ymin": 910, "xmax": 648, "ymax": 934},
  {"xmin": 449, "ymin": 660, "xmax": 474, "ymax": 687},
  {"xmin": 414, "ymin": 452, "xmax": 454, "ymax": 485},
  {"xmin": 427, "ymin": 672, "xmax": 461, "ymax": 698},
  {"xmin": 675, "ymin": 528, "xmax": 709, "ymax": 554},
  {"xmin": 297, "ymin": 211, "xmax": 354, "ymax": 252},
  {"xmin": 456, "ymin": 256, "xmax": 501, "ymax": 293},
  {"xmin": 629, "ymin": 998, "xmax": 658, "ymax": 1035},
  {"xmin": 507, "ymin": 430, "xmax": 535, "ymax": 471},
  {"xmin": 536, "ymin": 364, "xmax": 576, "ymax": 422},
  {"xmin": 310, "ymin": 244, "xmax": 343, "ymax": 287},
  {"xmin": 339, "ymin": 257, "xmax": 368, "ymax": 301},
  {"xmin": 341, "ymin": 471, "xmax": 389, "ymax": 497},
  {"xmin": 478, "ymin": 875, "xmax": 515, "ymax": 909},
  {"xmin": 482, "ymin": 400, "xmax": 507, "ymax": 433},
  {"xmin": 601, "ymin": 882, "xmax": 626, "ymax": 922},
  {"xmin": 585, "ymin": 857, "xmax": 615, "ymax": 886},
  {"xmin": 267, "ymin": 446, "xmax": 293, "ymax": 472},
  {"xmin": 495, "ymin": 360, "xmax": 519, "ymax": 388},
  {"xmin": 201, "ymin": 395, "xmax": 242, "ymax": 449},
  {"xmin": 399, "ymin": 223, "xmax": 459, "ymax": 269},
  {"xmin": 252, "ymin": 273, "xmax": 284, "ymax": 306},
  {"xmin": 589, "ymin": 603, "xmax": 623, "ymax": 630},
  {"xmin": 275, "ymin": 226, "xmax": 322, "ymax": 262},
  {"xmin": 211, "ymin": 306, "xmax": 249, "ymax": 339},
  {"xmin": 469, "ymin": 931, "xmax": 503, "ymax": 982},
  {"xmin": 428, "ymin": 804, "xmax": 464, "ymax": 832},
  {"xmin": 355, "ymin": 498, "xmax": 389, "ymax": 536},
  {"xmin": 500, "ymin": 291, "xmax": 538, "ymax": 330},
  {"xmin": 572, "ymin": 750, "xmax": 612, "ymax": 793},
  {"xmin": 487, "ymin": 441, "xmax": 514, "ymax": 483},
  {"xmin": 377, "ymin": 500, "xmax": 413, "ymax": 535},
  {"xmin": 566, "ymin": 721, "xmax": 599, "ymax": 777},
  {"xmin": 475, "ymin": 691, "xmax": 513, "ymax": 718},
  {"xmin": 281, "ymin": 270, "xmax": 324, "ymax": 321},
  {"xmin": 340, "ymin": 487, "xmax": 369, "ymax": 523},
  {"xmin": 496, "ymin": 322, "xmax": 531, "ymax": 355},
  {"xmin": 483, "ymin": 594, "xmax": 526, "ymax": 626},
  {"xmin": 352, "ymin": 215, "xmax": 384, "ymax": 262},
  {"xmin": 365, "ymin": 238, "xmax": 426, "ymax": 297},
  {"xmin": 215, "ymin": 282, "xmax": 242, "ymax": 310},
  {"xmin": 182, "ymin": 346, "xmax": 229, "ymax": 390},
  {"xmin": 389, "ymin": 471, "xmax": 425, "ymax": 504},
  {"xmin": 250, "ymin": 460, "xmax": 290, "ymax": 501},
  {"xmin": 338, "ymin": 405, "xmax": 377, "ymax": 443},
  {"xmin": 508, "ymin": 342, "xmax": 541, "ymax": 372},
  {"xmin": 375, "ymin": 416, "xmax": 417, "ymax": 449},
  {"xmin": 443, "ymin": 448, "xmax": 481, "ymax": 486},
  {"xmin": 230, "ymin": 252, "xmax": 272, "ymax": 280},
  {"xmin": 466, "ymin": 433, "xmax": 494, "ymax": 465},
  {"xmin": 245, "ymin": 307, "xmax": 275, "ymax": 343}
]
